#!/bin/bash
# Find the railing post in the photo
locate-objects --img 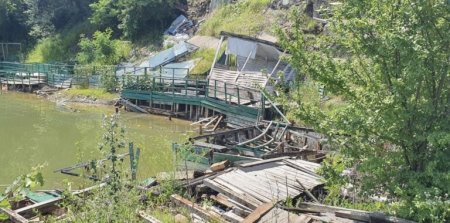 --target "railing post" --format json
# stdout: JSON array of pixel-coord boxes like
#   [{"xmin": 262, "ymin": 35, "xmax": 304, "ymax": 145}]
[
  {"xmin": 195, "ymin": 79, "xmax": 198, "ymax": 97},
  {"xmin": 224, "ymin": 82, "xmax": 227, "ymax": 103},
  {"xmin": 237, "ymin": 87, "xmax": 240, "ymax": 105},
  {"xmin": 137, "ymin": 75, "xmax": 140, "ymax": 90},
  {"xmin": 185, "ymin": 79, "xmax": 188, "ymax": 96},
  {"xmin": 214, "ymin": 80, "xmax": 217, "ymax": 98},
  {"xmin": 152, "ymin": 77, "xmax": 156, "ymax": 90},
  {"xmin": 172, "ymin": 75, "xmax": 175, "ymax": 97},
  {"xmin": 205, "ymin": 79, "xmax": 209, "ymax": 98}
]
